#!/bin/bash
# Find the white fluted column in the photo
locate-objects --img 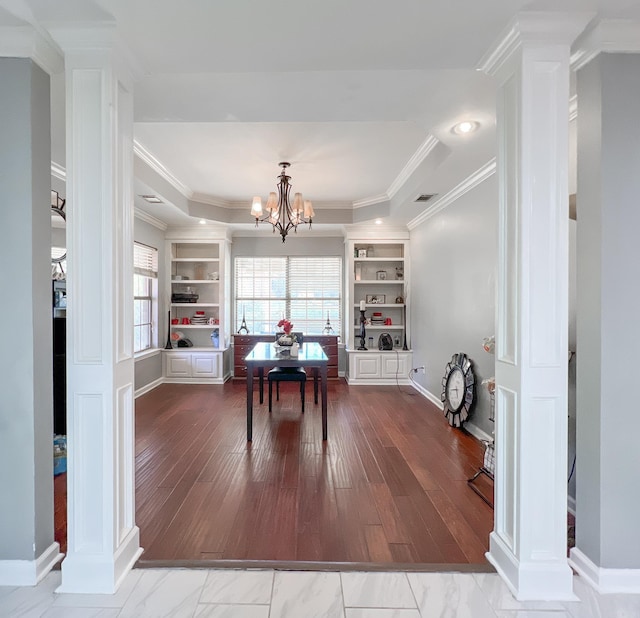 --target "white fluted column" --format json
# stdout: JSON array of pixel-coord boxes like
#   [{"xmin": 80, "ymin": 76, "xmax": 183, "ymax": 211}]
[
  {"xmin": 51, "ymin": 27, "xmax": 142, "ymax": 593},
  {"xmin": 479, "ymin": 13, "xmax": 591, "ymax": 600}
]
